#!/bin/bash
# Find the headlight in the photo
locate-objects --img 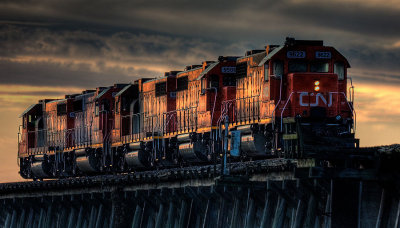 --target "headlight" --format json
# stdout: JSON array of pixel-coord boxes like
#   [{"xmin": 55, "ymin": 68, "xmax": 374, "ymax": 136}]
[{"xmin": 314, "ymin": 81, "xmax": 320, "ymax": 91}]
